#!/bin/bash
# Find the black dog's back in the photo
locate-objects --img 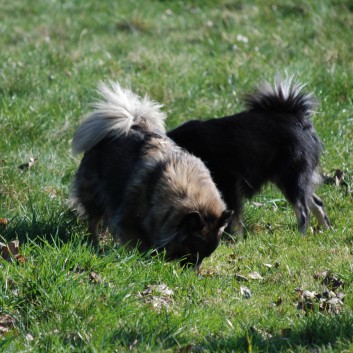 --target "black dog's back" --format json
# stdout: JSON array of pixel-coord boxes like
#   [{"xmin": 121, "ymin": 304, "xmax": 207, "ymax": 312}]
[{"xmin": 168, "ymin": 77, "xmax": 331, "ymax": 233}]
